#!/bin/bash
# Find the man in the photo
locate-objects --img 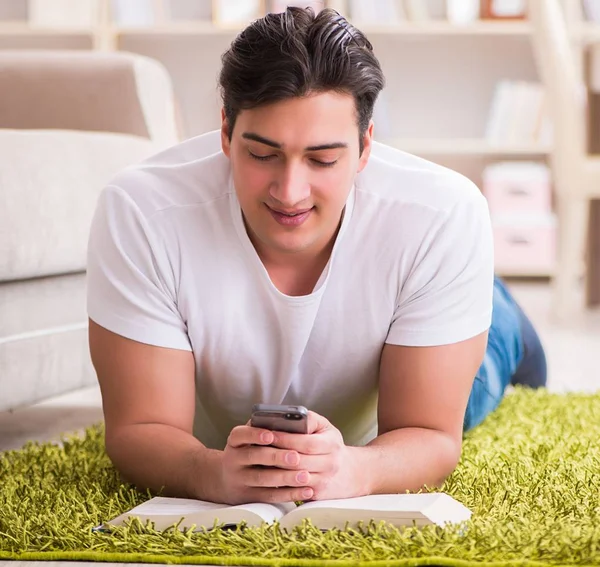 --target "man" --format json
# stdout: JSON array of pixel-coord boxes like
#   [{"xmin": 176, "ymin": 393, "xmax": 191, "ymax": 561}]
[{"xmin": 87, "ymin": 7, "xmax": 546, "ymax": 506}]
